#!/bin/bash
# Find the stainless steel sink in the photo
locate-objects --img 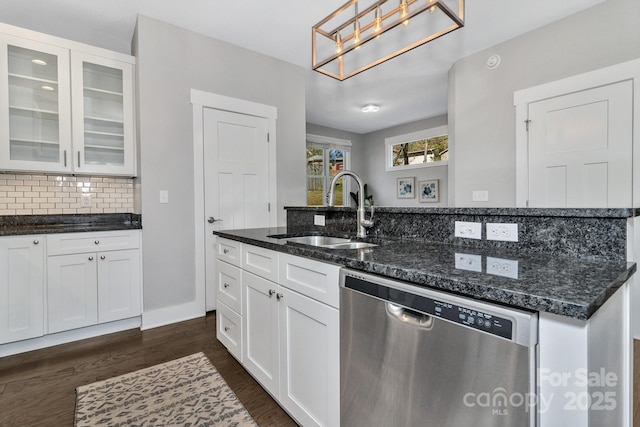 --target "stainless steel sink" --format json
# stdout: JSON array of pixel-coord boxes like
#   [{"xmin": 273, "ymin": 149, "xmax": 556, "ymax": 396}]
[{"xmin": 283, "ymin": 235, "xmax": 378, "ymax": 250}]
